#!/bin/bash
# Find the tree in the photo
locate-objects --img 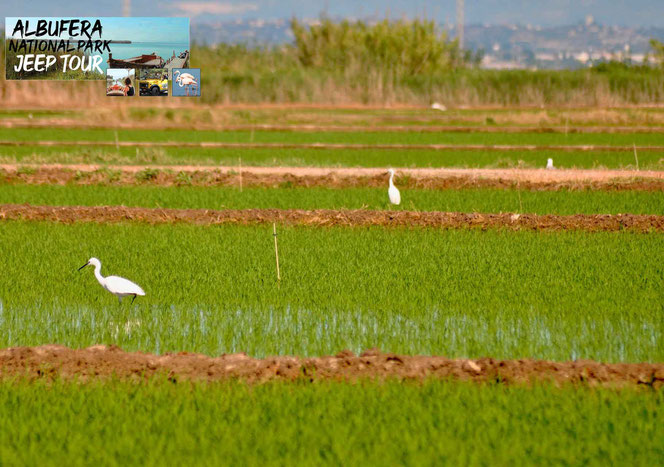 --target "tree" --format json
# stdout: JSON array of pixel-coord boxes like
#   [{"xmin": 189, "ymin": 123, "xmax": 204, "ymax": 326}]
[{"xmin": 649, "ymin": 39, "xmax": 664, "ymax": 66}]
